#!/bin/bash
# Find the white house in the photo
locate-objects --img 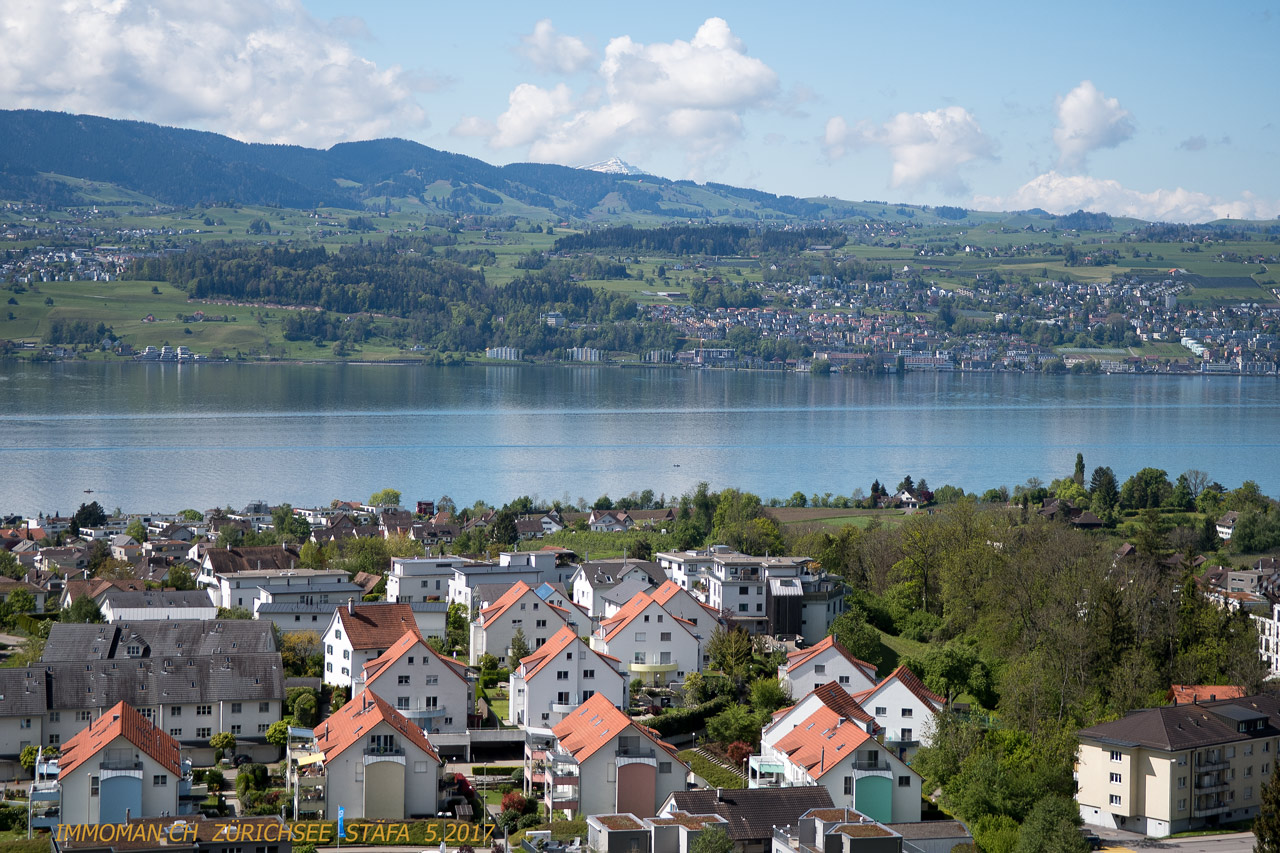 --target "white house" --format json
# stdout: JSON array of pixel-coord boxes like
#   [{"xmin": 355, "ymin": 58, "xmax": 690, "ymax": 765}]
[
  {"xmin": 590, "ymin": 592, "xmax": 702, "ymax": 687},
  {"xmin": 469, "ymin": 581, "xmax": 575, "ymax": 667},
  {"xmin": 510, "ymin": 625, "xmax": 627, "ymax": 730},
  {"xmin": 650, "ymin": 580, "xmax": 719, "ymax": 631},
  {"xmin": 571, "ymin": 559, "xmax": 666, "ymax": 618},
  {"xmin": 98, "ymin": 590, "xmax": 218, "ymax": 623},
  {"xmin": 778, "ymin": 635, "xmax": 878, "ymax": 698},
  {"xmin": 753, "ymin": 692, "xmax": 920, "ymax": 824},
  {"xmin": 541, "ymin": 692, "xmax": 688, "ymax": 820},
  {"xmin": 210, "ymin": 567, "xmax": 357, "ymax": 611},
  {"xmin": 851, "ymin": 665, "xmax": 946, "ymax": 756},
  {"xmin": 355, "ymin": 630, "xmax": 473, "ymax": 734},
  {"xmin": 322, "ymin": 601, "xmax": 422, "ymax": 688},
  {"xmin": 387, "ymin": 556, "xmax": 469, "ymax": 603},
  {"xmin": 654, "ymin": 550, "xmax": 715, "ymax": 592},
  {"xmin": 52, "ymin": 701, "xmax": 185, "ymax": 825},
  {"xmin": 310, "ymin": 691, "xmax": 442, "ymax": 820}
]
